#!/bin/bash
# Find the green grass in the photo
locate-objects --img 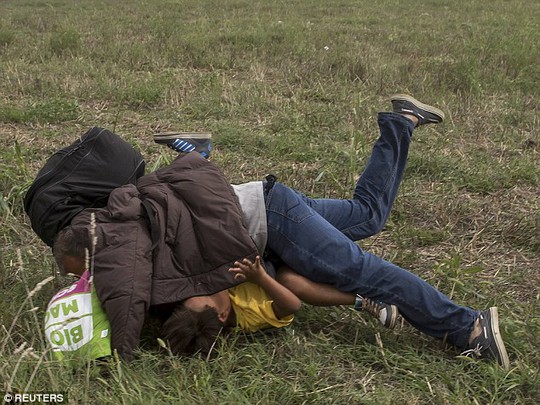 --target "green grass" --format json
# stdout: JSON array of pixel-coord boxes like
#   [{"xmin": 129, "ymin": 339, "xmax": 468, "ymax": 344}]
[{"xmin": 1, "ymin": 0, "xmax": 539, "ymax": 403}]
